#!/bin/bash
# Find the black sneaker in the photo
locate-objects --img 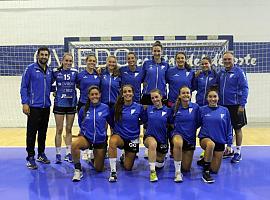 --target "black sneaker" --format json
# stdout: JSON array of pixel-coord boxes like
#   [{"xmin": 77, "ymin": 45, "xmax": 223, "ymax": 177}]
[
  {"xmin": 120, "ymin": 154, "xmax": 124, "ymax": 166},
  {"xmin": 197, "ymin": 158, "xmax": 205, "ymax": 167},
  {"xmin": 202, "ymin": 171, "xmax": 215, "ymax": 184},
  {"xmin": 37, "ymin": 153, "xmax": 50, "ymax": 164},
  {"xmin": 26, "ymin": 156, "xmax": 38, "ymax": 170},
  {"xmin": 109, "ymin": 172, "xmax": 117, "ymax": 182}
]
